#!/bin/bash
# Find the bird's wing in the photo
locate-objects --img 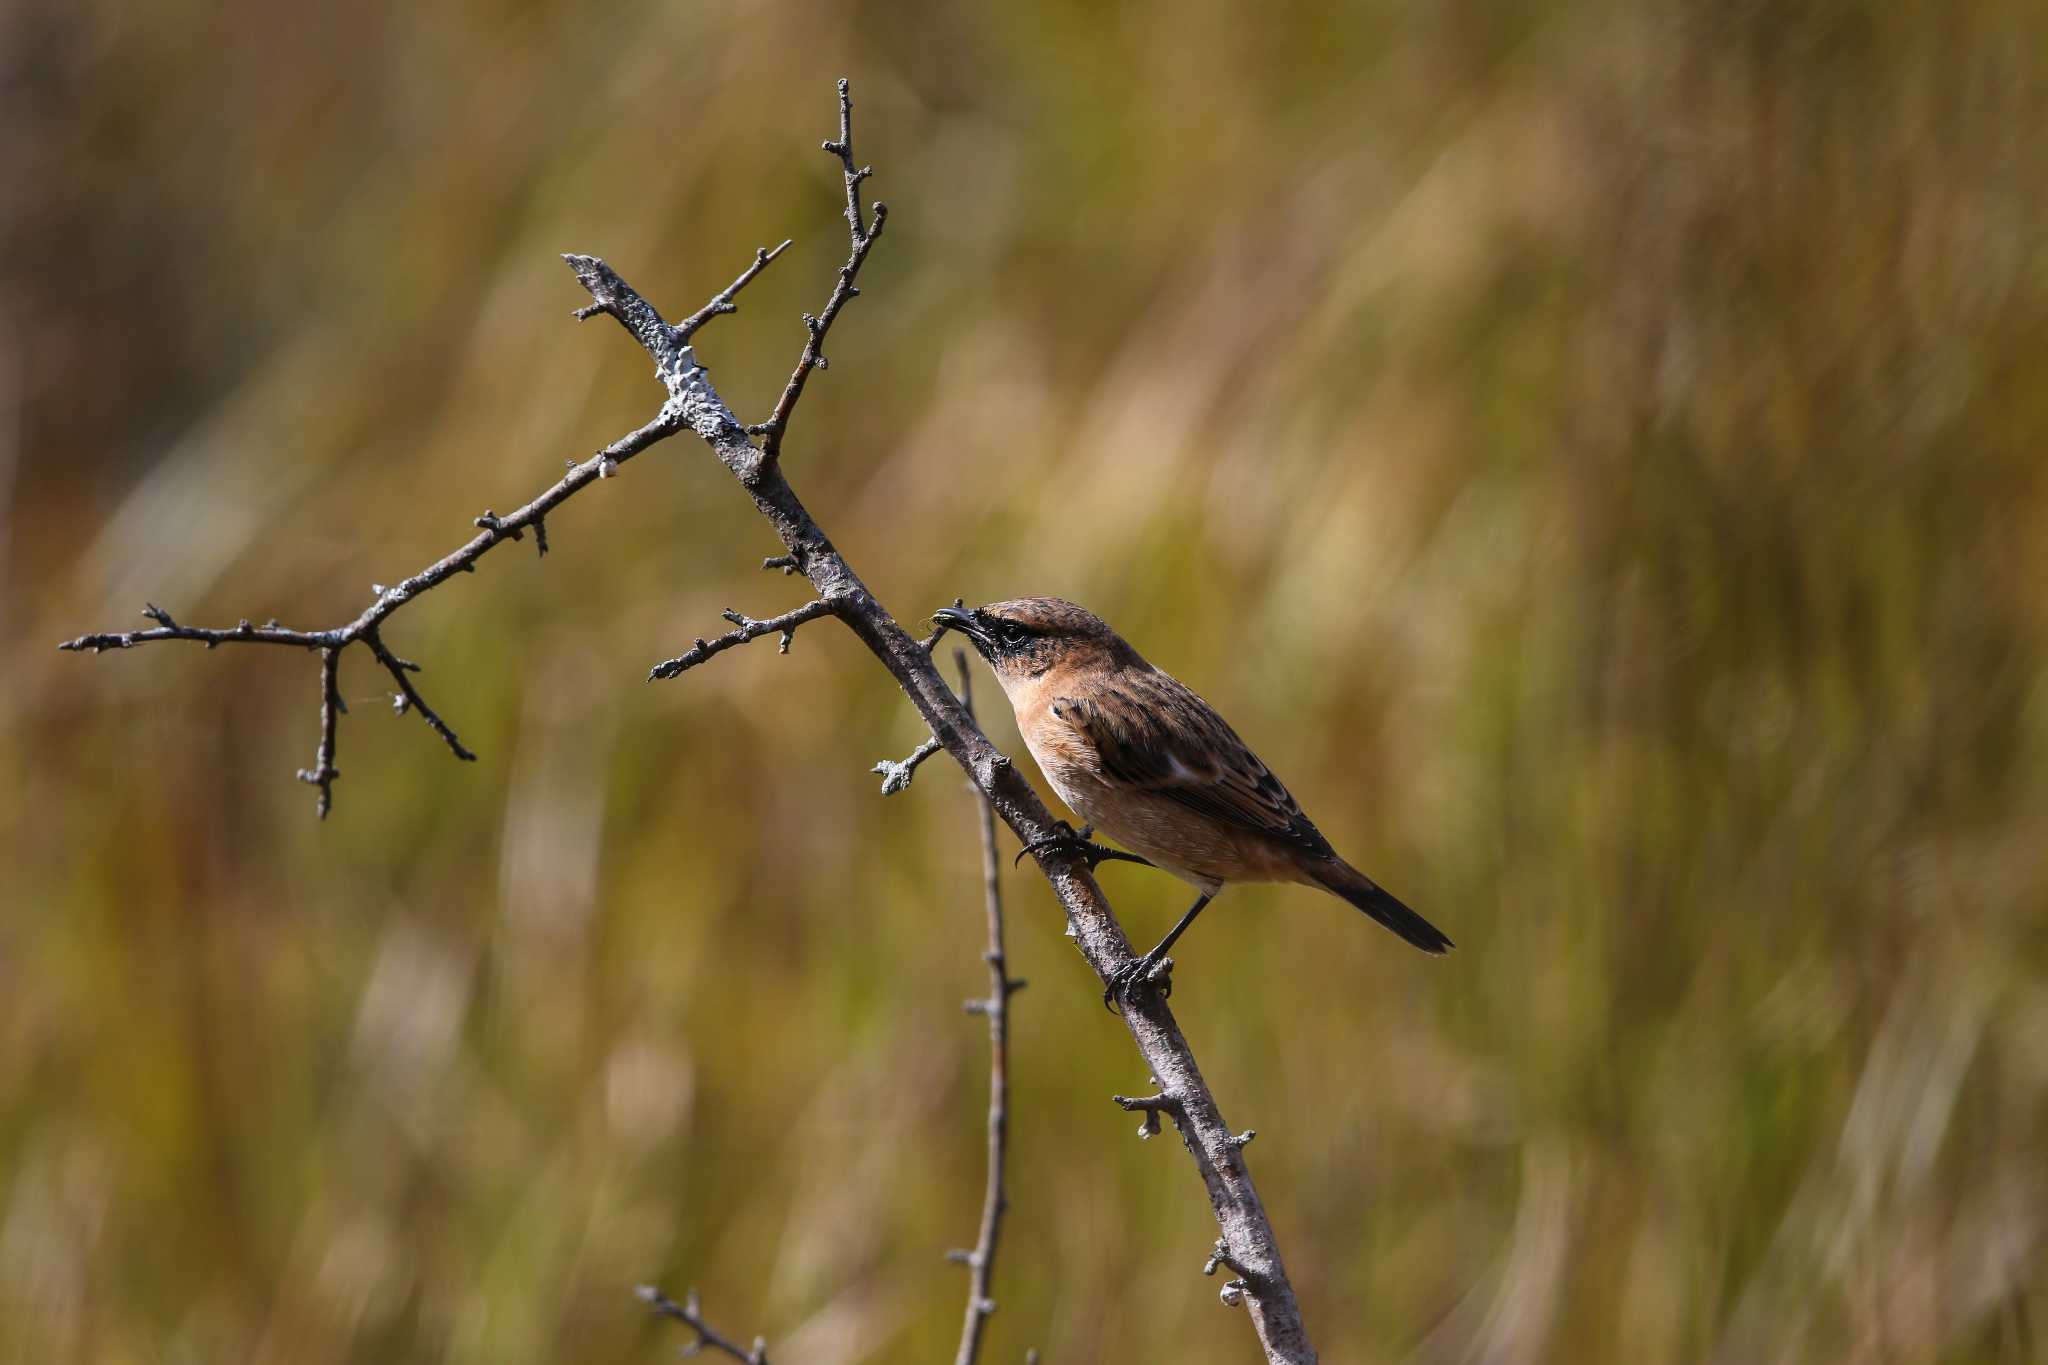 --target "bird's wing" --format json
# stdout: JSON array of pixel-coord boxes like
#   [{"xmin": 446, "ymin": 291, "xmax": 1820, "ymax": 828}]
[{"xmin": 1051, "ymin": 670, "xmax": 1336, "ymax": 860}]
